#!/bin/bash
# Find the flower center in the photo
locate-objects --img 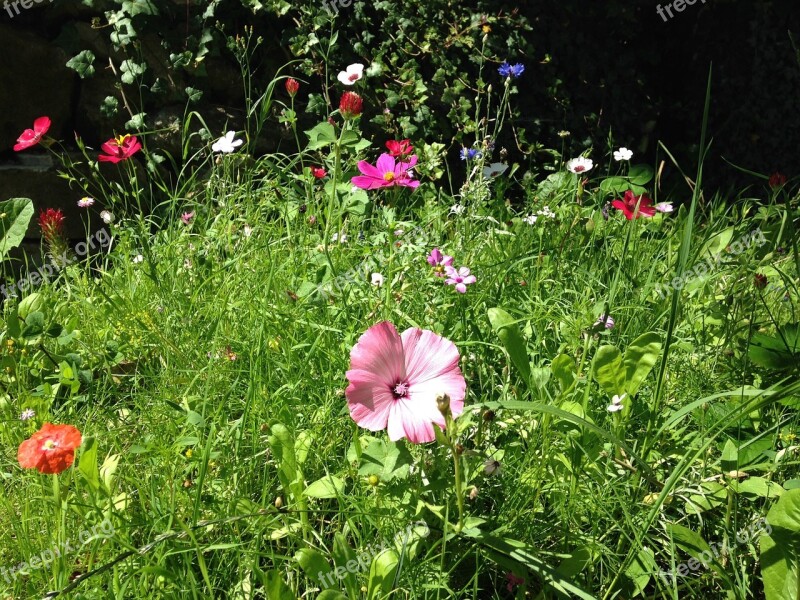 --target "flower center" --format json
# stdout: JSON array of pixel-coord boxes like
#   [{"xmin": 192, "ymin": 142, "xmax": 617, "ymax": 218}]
[
  {"xmin": 115, "ymin": 134, "xmax": 130, "ymax": 146},
  {"xmin": 393, "ymin": 382, "xmax": 409, "ymax": 399},
  {"xmin": 42, "ymin": 439, "xmax": 58, "ymax": 451},
  {"xmin": 383, "ymin": 172, "xmax": 395, "ymax": 182},
  {"xmin": 574, "ymin": 165, "xmax": 585, "ymax": 173},
  {"xmin": 348, "ymin": 73, "xmax": 359, "ymax": 82}
]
